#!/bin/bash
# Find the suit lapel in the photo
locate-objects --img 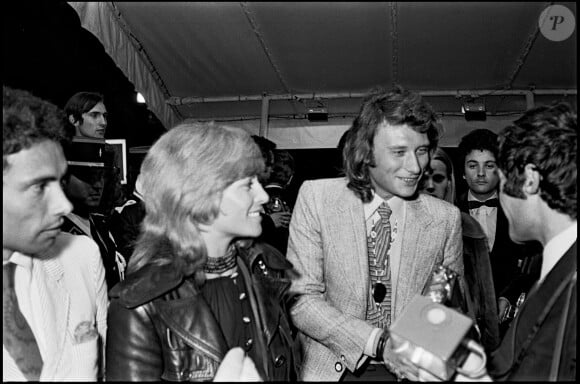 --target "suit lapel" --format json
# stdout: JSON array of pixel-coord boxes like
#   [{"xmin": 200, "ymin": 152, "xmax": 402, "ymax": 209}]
[
  {"xmin": 490, "ymin": 242, "xmax": 577, "ymax": 379},
  {"xmin": 491, "ymin": 204, "xmax": 508, "ymax": 254},
  {"xmin": 325, "ymin": 187, "xmax": 369, "ymax": 302},
  {"xmin": 394, "ymin": 197, "xmax": 434, "ymax": 318}
]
